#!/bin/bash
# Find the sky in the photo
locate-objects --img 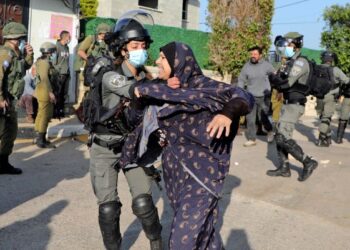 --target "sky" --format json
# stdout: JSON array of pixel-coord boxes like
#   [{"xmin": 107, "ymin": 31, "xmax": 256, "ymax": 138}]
[{"xmin": 199, "ymin": 0, "xmax": 349, "ymax": 50}]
